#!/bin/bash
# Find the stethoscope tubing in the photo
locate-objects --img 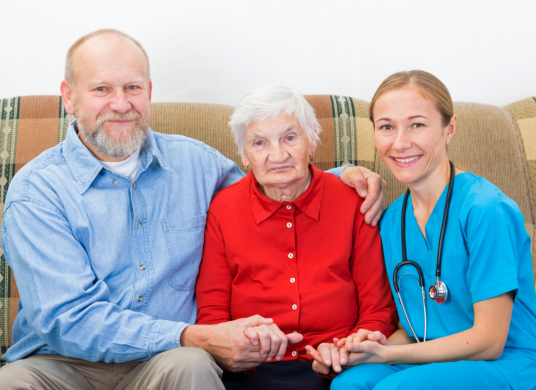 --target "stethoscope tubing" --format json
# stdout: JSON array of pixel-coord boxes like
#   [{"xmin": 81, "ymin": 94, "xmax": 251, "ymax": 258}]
[{"xmin": 393, "ymin": 160, "xmax": 455, "ymax": 342}]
